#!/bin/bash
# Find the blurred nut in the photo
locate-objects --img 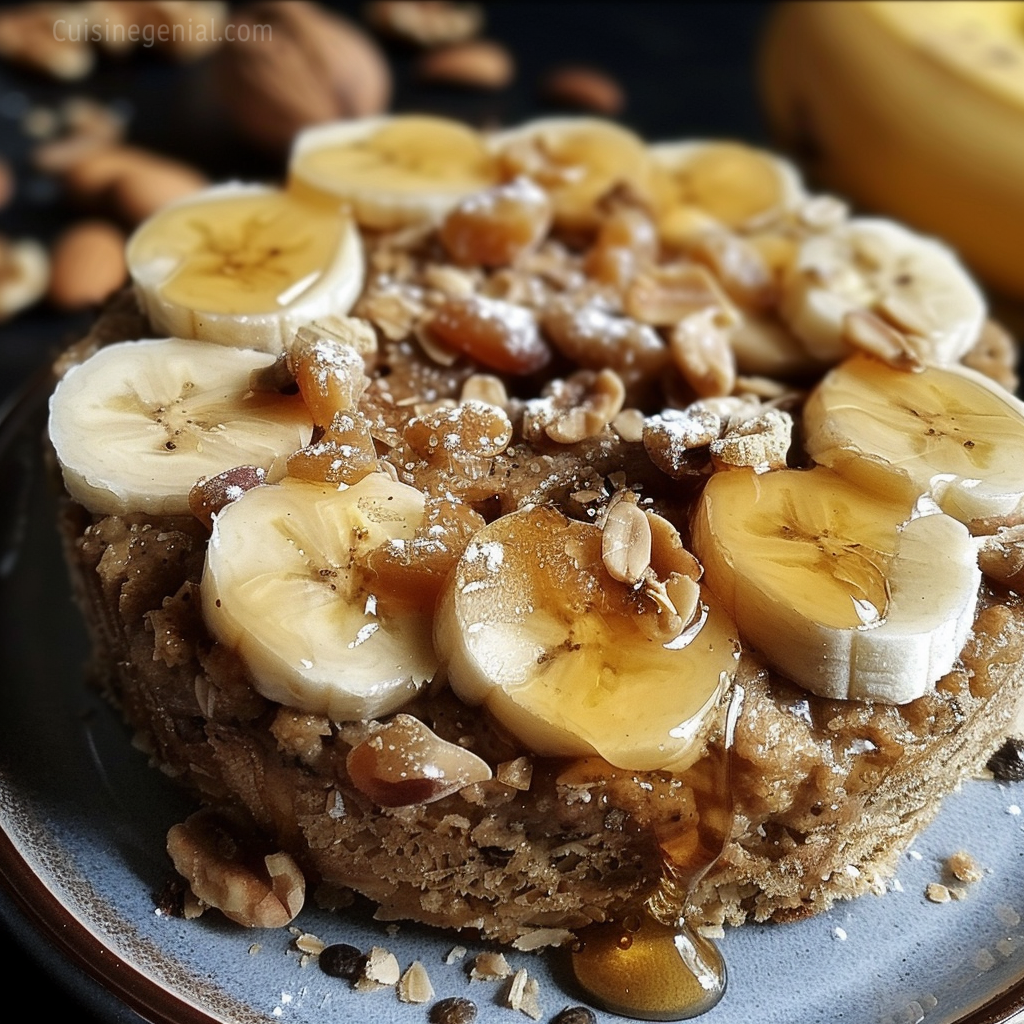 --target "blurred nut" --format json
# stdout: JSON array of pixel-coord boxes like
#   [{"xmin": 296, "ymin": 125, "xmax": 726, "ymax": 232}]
[
  {"xmin": 48, "ymin": 220, "xmax": 127, "ymax": 310},
  {"xmin": 366, "ymin": 1, "xmax": 483, "ymax": 46},
  {"xmin": 61, "ymin": 145, "xmax": 207, "ymax": 223},
  {"xmin": 214, "ymin": 1, "xmax": 390, "ymax": 152},
  {"xmin": 963, "ymin": 319, "xmax": 1019, "ymax": 393},
  {"xmin": 0, "ymin": 5, "xmax": 94, "ymax": 80},
  {"xmin": 88, "ymin": 1, "xmax": 228, "ymax": 61},
  {"xmin": 0, "ymin": 160, "xmax": 12, "ymax": 211},
  {"xmin": 0, "ymin": 238, "xmax": 49, "ymax": 320},
  {"xmin": 542, "ymin": 65, "xmax": 625, "ymax": 115},
  {"xmin": 417, "ymin": 40, "xmax": 514, "ymax": 89}
]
